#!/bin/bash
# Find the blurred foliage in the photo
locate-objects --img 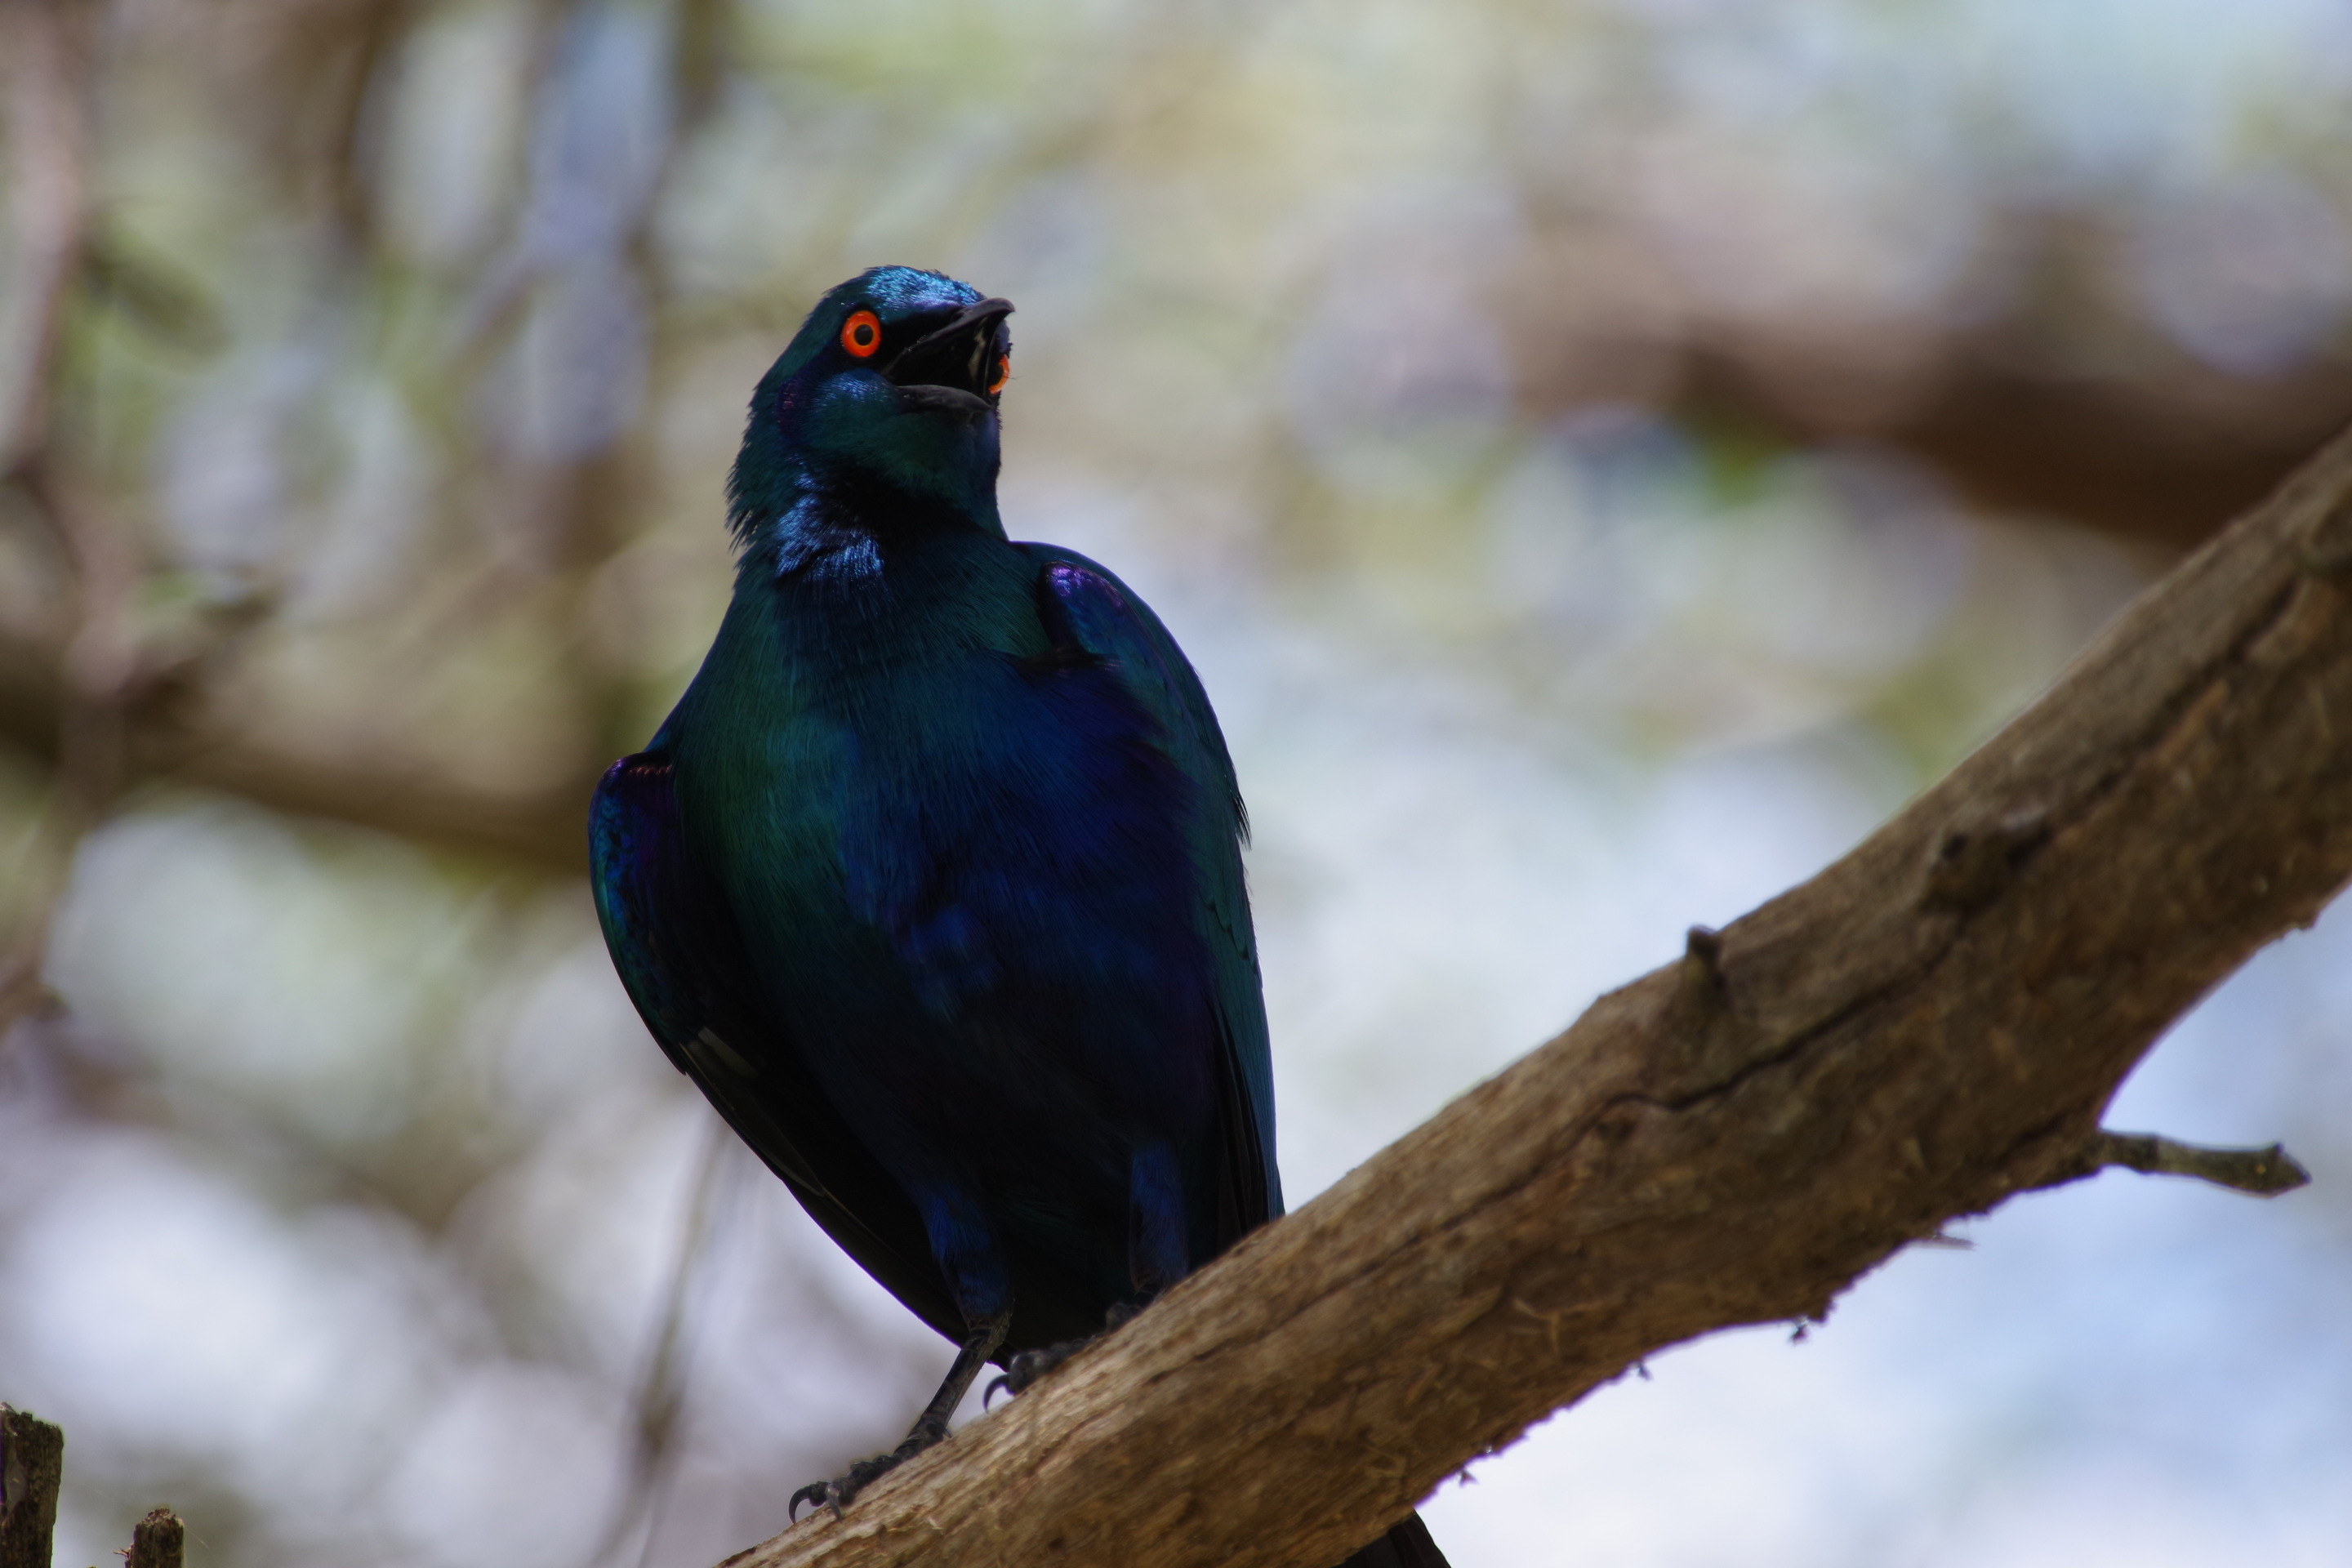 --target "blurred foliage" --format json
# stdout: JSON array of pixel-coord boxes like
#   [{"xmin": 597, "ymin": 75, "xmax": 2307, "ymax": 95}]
[{"xmin": 4, "ymin": 2, "xmax": 2352, "ymax": 1566}]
